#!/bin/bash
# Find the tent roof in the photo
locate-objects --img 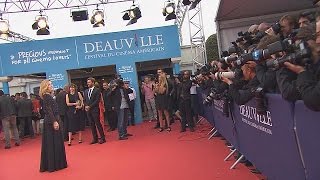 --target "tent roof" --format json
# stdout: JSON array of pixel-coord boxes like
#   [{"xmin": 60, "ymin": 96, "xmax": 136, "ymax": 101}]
[{"xmin": 216, "ymin": 0, "xmax": 315, "ymax": 21}]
